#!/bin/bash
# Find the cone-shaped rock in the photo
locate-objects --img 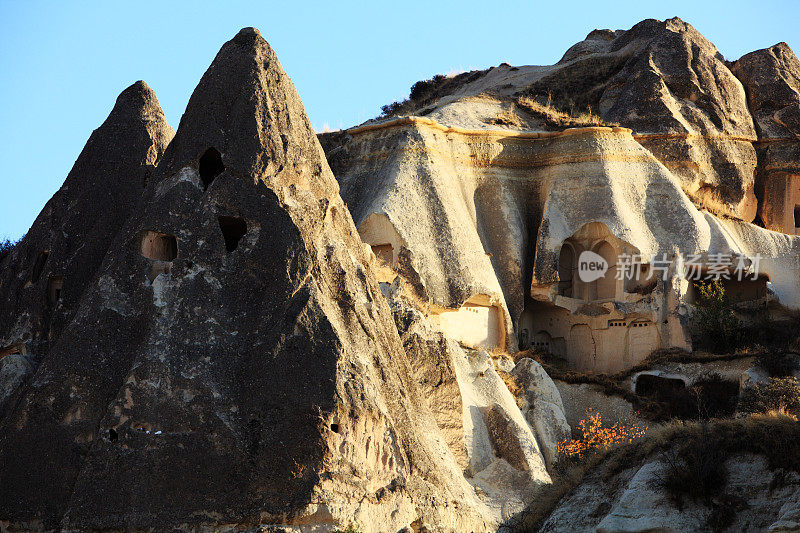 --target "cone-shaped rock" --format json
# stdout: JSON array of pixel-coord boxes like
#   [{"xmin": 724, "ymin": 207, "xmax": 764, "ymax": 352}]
[
  {"xmin": 0, "ymin": 28, "xmax": 490, "ymax": 531},
  {"xmin": 0, "ymin": 81, "xmax": 173, "ymax": 415}
]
